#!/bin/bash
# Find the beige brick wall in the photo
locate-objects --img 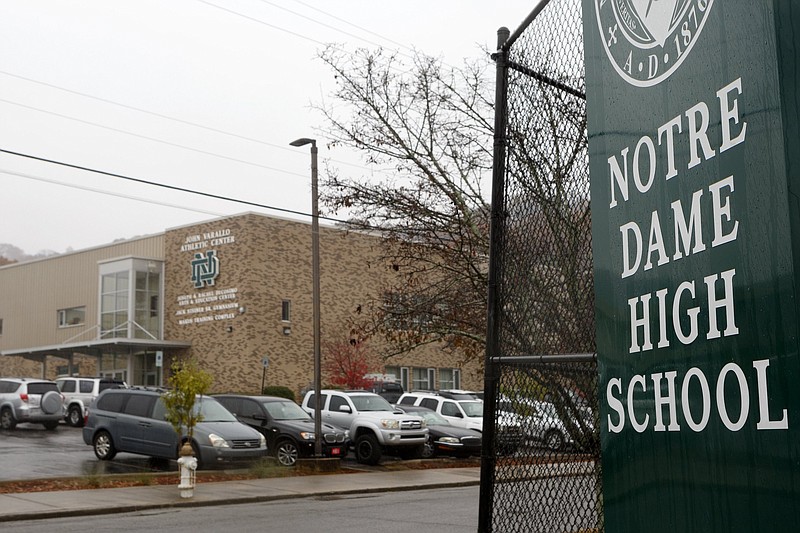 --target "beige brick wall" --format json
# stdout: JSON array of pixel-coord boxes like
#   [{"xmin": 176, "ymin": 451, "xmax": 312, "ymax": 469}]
[{"xmin": 163, "ymin": 213, "xmax": 483, "ymax": 397}]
